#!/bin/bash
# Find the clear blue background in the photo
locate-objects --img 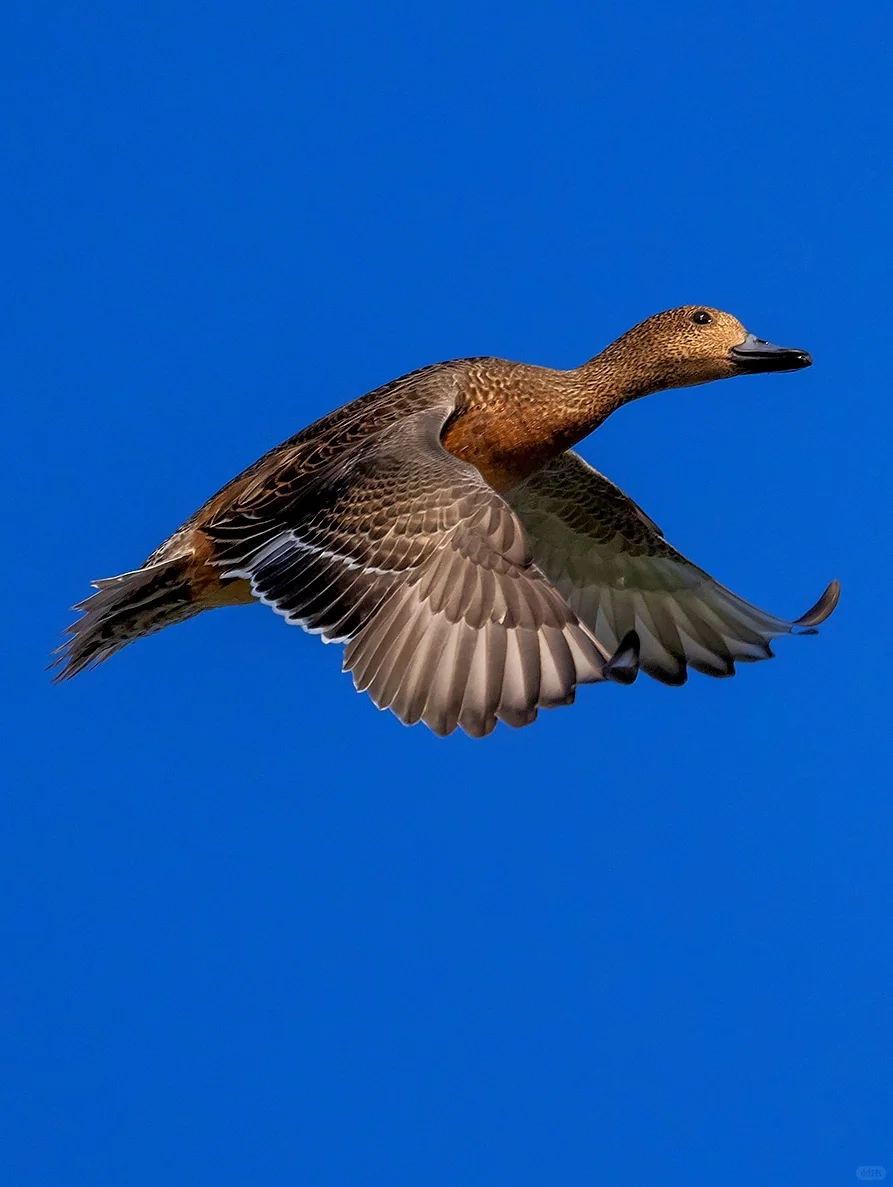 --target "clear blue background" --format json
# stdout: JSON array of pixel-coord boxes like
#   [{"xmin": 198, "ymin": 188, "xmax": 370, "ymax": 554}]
[{"xmin": 3, "ymin": 2, "xmax": 891, "ymax": 1184}]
